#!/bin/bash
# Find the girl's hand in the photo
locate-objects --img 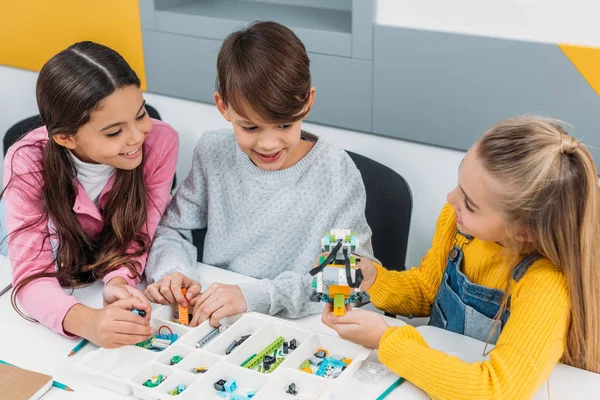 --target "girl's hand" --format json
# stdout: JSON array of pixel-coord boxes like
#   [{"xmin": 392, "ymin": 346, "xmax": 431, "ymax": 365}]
[
  {"xmin": 189, "ymin": 283, "xmax": 247, "ymax": 328},
  {"xmin": 67, "ymin": 298, "xmax": 154, "ymax": 349},
  {"xmin": 103, "ymin": 277, "xmax": 152, "ymax": 319},
  {"xmin": 357, "ymin": 258, "xmax": 378, "ymax": 291},
  {"xmin": 144, "ymin": 272, "xmax": 201, "ymax": 307},
  {"xmin": 321, "ymin": 303, "xmax": 388, "ymax": 349}
]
